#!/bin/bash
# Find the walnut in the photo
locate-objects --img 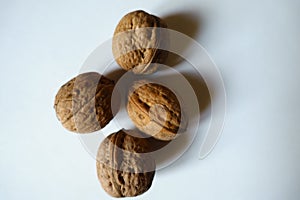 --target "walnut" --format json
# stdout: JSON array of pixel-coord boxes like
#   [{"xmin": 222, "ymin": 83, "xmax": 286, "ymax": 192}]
[
  {"xmin": 54, "ymin": 72, "xmax": 115, "ymax": 133},
  {"xmin": 96, "ymin": 129, "xmax": 155, "ymax": 197},
  {"xmin": 127, "ymin": 80, "xmax": 185, "ymax": 141},
  {"xmin": 112, "ymin": 10, "xmax": 169, "ymax": 74}
]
